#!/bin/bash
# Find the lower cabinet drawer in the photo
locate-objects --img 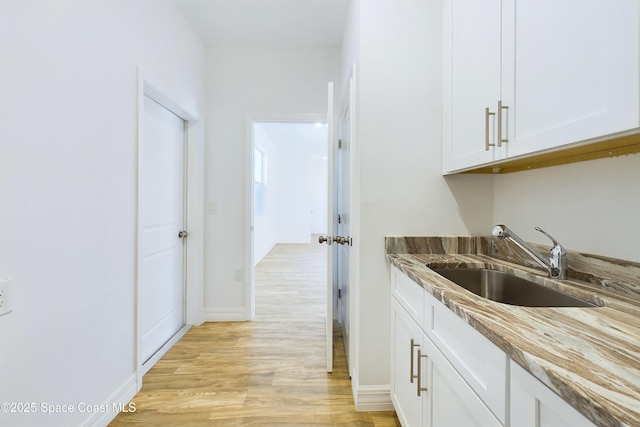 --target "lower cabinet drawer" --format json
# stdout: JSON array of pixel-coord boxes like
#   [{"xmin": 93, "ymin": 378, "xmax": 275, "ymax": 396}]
[
  {"xmin": 425, "ymin": 291, "xmax": 508, "ymax": 424},
  {"xmin": 392, "ymin": 266, "xmax": 425, "ymax": 325}
]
